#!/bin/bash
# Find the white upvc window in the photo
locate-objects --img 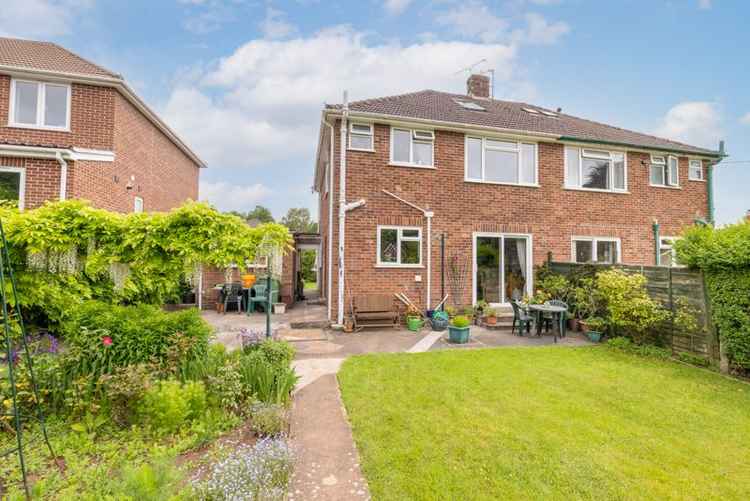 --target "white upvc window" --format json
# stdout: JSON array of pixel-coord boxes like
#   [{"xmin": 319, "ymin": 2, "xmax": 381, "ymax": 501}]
[
  {"xmin": 377, "ymin": 225, "xmax": 422, "ymax": 267},
  {"xmin": 133, "ymin": 196, "xmax": 144, "ymax": 213},
  {"xmin": 390, "ymin": 127, "xmax": 434, "ymax": 168},
  {"xmin": 9, "ymin": 79, "xmax": 71, "ymax": 131},
  {"xmin": 564, "ymin": 147, "xmax": 627, "ymax": 192},
  {"xmin": 659, "ymin": 236, "xmax": 684, "ymax": 267},
  {"xmin": 572, "ymin": 236, "xmax": 621, "ymax": 264},
  {"xmin": 650, "ymin": 154, "xmax": 679, "ymax": 187},
  {"xmin": 349, "ymin": 123, "xmax": 374, "ymax": 151},
  {"xmin": 0, "ymin": 167, "xmax": 26, "ymax": 210},
  {"xmin": 465, "ymin": 136, "xmax": 537, "ymax": 185},
  {"xmin": 688, "ymin": 159, "xmax": 704, "ymax": 181}
]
